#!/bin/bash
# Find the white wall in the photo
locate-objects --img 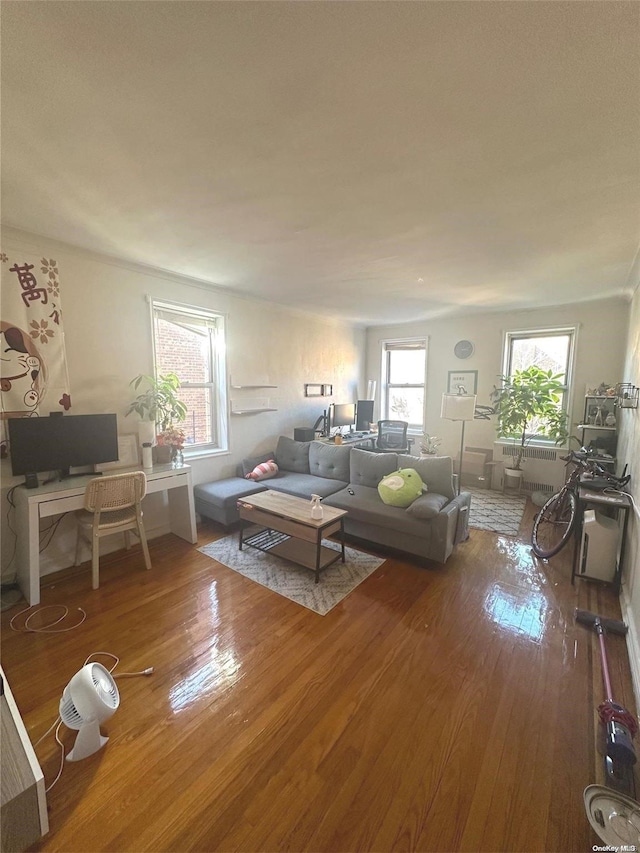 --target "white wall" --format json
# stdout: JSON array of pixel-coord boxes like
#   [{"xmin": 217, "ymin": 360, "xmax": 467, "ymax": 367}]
[
  {"xmin": 1, "ymin": 227, "xmax": 365, "ymax": 579},
  {"xmin": 365, "ymin": 299, "xmax": 629, "ymax": 461},
  {"xmin": 617, "ymin": 281, "xmax": 640, "ymax": 703}
]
